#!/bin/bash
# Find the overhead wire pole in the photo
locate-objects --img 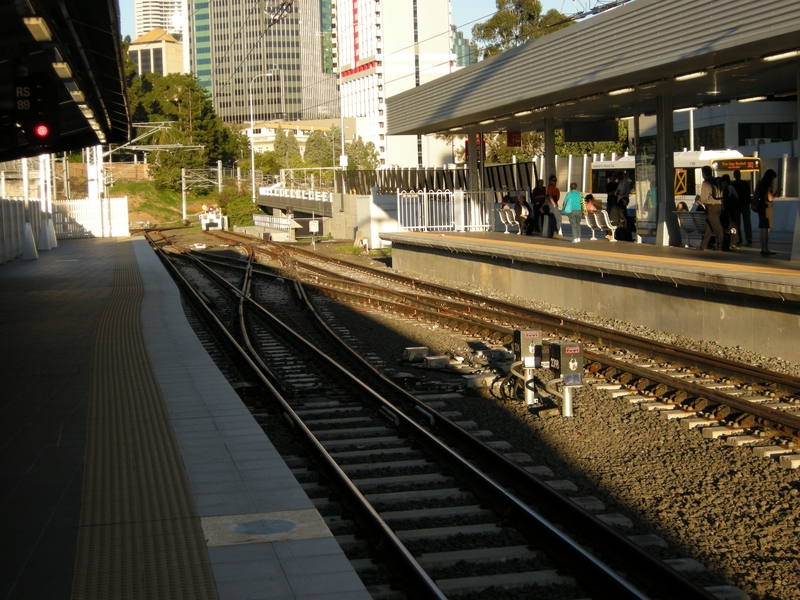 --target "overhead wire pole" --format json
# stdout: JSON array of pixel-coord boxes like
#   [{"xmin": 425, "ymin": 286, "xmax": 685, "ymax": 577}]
[{"xmin": 249, "ymin": 73, "xmax": 270, "ymax": 204}]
